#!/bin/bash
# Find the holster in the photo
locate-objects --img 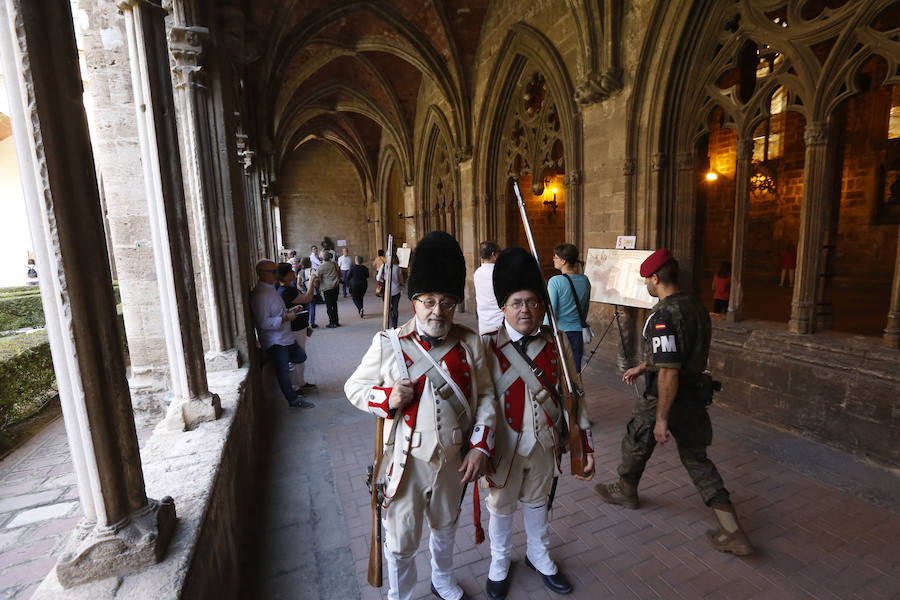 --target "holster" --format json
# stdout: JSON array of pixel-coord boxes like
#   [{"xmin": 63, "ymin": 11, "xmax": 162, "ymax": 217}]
[{"xmin": 678, "ymin": 372, "xmax": 718, "ymax": 406}]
